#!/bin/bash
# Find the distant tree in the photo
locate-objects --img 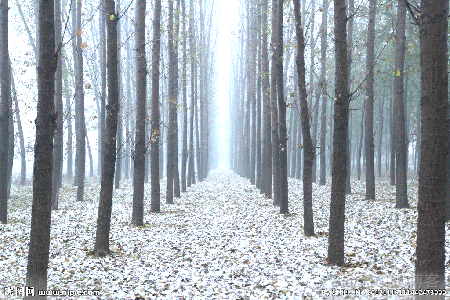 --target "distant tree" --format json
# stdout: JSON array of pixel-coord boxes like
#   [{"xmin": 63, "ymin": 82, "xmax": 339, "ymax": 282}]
[
  {"xmin": 99, "ymin": 0, "xmax": 107, "ymax": 177},
  {"xmin": 293, "ymin": 0, "xmax": 314, "ymax": 235},
  {"xmin": 0, "ymin": 0, "xmax": 10, "ymax": 224},
  {"xmin": 187, "ymin": 0, "xmax": 196, "ymax": 188},
  {"xmin": 51, "ymin": 0, "xmax": 63, "ymax": 210},
  {"xmin": 261, "ymin": 0, "xmax": 272, "ymax": 199},
  {"xmin": 365, "ymin": 0, "xmax": 376, "ymax": 200},
  {"xmin": 93, "ymin": 0, "xmax": 120, "ymax": 256},
  {"xmin": 415, "ymin": 0, "xmax": 448, "ymax": 293},
  {"xmin": 181, "ymin": 0, "xmax": 188, "ymax": 192},
  {"xmin": 74, "ymin": 0, "xmax": 86, "ymax": 202},
  {"xmin": 25, "ymin": 0, "xmax": 57, "ymax": 293},
  {"xmin": 150, "ymin": 0, "xmax": 163, "ymax": 213},
  {"xmin": 327, "ymin": 0, "xmax": 349, "ymax": 266},
  {"xmin": 114, "ymin": 0, "xmax": 123, "ymax": 190},
  {"xmin": 394, "ymin": 0, "xmax": 408, "ymax": 208},
  {"xmin": 318, "ymin": 0, "xmax": 328, "ymax": 186},
  {"xmin": 12, "ymin": 78, "xmax": 26, "ymax": 186},
  {"xmin": 131, "ymin": 0, "xmax": 146, "ymax": 227}
]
